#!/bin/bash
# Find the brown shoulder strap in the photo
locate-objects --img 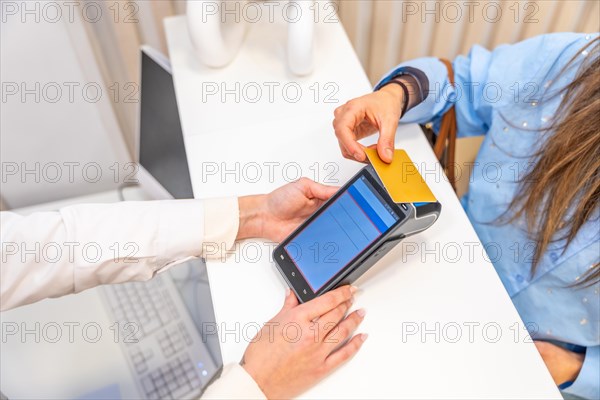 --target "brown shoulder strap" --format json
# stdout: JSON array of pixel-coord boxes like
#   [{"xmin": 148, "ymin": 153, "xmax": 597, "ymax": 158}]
[{"xmin": 433, "ymin": 58, "xmax": 458, "ymax": 191}]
